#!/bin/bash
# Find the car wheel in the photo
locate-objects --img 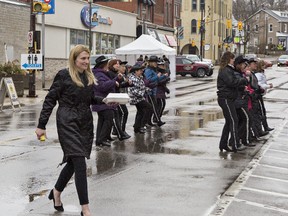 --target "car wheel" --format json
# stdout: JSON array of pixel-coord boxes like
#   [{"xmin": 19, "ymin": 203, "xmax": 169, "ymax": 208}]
[
  {"xmin": 197, "ymin": 68, "xmax": 206, "ymax": 78},
  {"xmin": 206, "ymin": 70, "xmax": 213, "ymax": 76},
  {"xmin": 191, "ymin": 73, "xmax": 197, "ymax": 77},
  {"xmin": 180, "ymin": 73, "xmax": 186, "ymax": 77}
]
